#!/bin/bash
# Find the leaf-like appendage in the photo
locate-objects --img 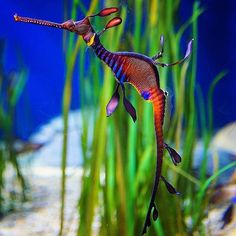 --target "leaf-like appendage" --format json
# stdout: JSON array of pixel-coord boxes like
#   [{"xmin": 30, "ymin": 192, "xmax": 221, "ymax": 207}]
[
  {"xmin": 153, "ymin": 207, "xmax": 158, "ymax": 221},
  {"xmin": 98, "ymin": 7, "xmax": 119, "ymax": 17},
  {"xmin": 161, "ymin": 176, "xmax": 180, "ymax": 195},
  {"xmin": 105, "ymin": 17, "xmax": 122, "ymax": 30}
]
